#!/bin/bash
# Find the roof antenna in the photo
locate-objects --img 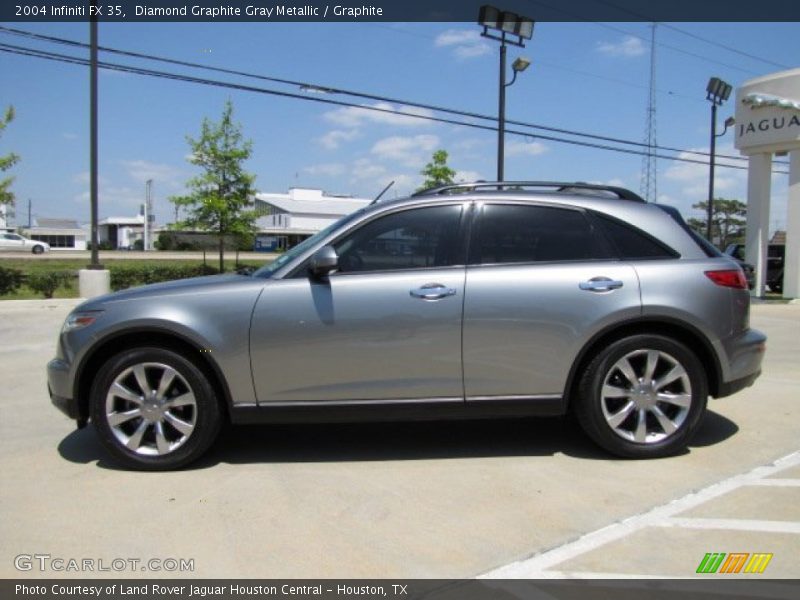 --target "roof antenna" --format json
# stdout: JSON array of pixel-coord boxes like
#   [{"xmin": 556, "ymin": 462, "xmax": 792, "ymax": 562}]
[{"xmin": 371, "ymin": 180, "xmax": 395, "ymax": 205}]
